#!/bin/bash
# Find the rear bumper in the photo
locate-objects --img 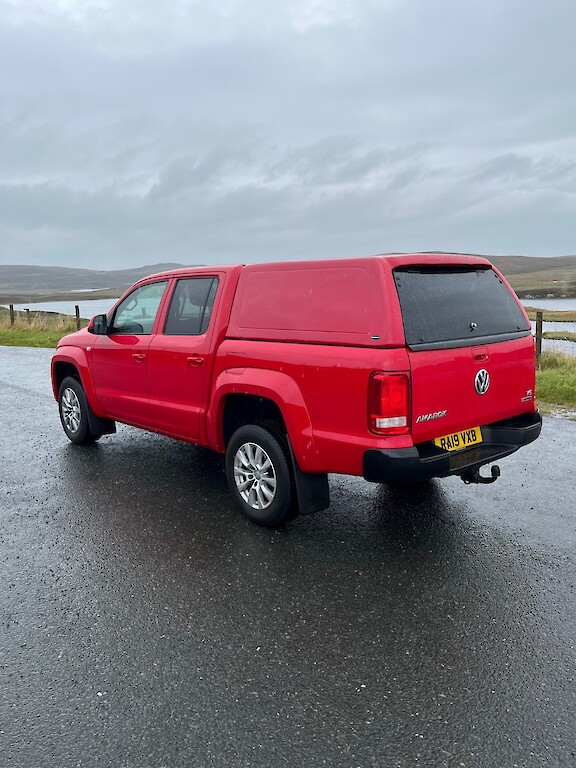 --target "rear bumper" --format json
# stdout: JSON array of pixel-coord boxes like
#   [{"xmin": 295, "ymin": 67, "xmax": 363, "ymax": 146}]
[{"xmin": 363, "ymin": 411, "xmax": 542, "ymax": 483}]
